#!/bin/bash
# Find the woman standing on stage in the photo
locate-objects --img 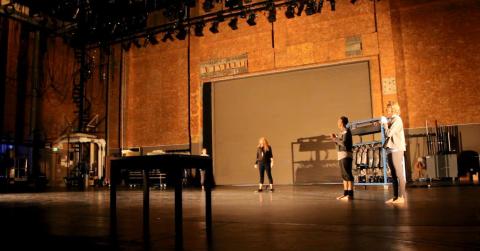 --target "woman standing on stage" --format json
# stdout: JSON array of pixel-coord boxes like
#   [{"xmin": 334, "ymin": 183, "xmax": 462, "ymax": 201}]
[
  {"xmin": 331, "ymin": 116, "xmax": 354, "ymax": 200},
  {"xmin": 382, "ymin": 102, "xmax": 407, "ymax": 204},
  {"xmin": 255, "ymin": 137, "xmax": 274, "ymax": 192}
]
